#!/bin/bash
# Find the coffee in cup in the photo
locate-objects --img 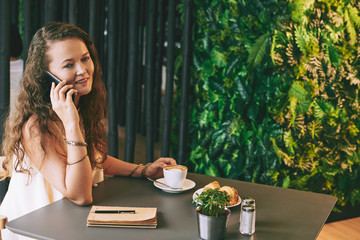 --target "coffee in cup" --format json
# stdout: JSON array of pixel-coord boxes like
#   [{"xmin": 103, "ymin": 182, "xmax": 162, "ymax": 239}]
[{"xmin": 163, "ymin": 165, "xmax": 188, "ymax": 188}]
